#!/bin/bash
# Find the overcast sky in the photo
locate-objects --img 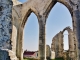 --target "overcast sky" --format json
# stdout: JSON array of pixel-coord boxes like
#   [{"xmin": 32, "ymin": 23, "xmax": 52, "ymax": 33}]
[{"xmin": 18, "ymin": 0, "xmax": 72, "ymax": 51}]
